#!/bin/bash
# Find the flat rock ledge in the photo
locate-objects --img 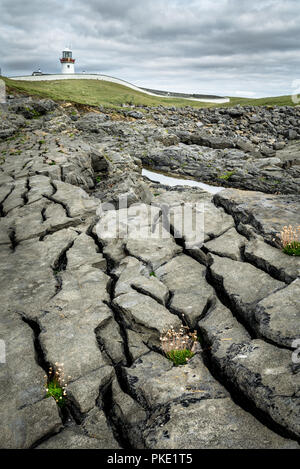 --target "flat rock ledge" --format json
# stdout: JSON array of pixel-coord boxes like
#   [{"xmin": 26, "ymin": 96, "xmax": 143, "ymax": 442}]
[{"xmin": 0, "ymin": 98, "xmax": 299, "ymax": 449}]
